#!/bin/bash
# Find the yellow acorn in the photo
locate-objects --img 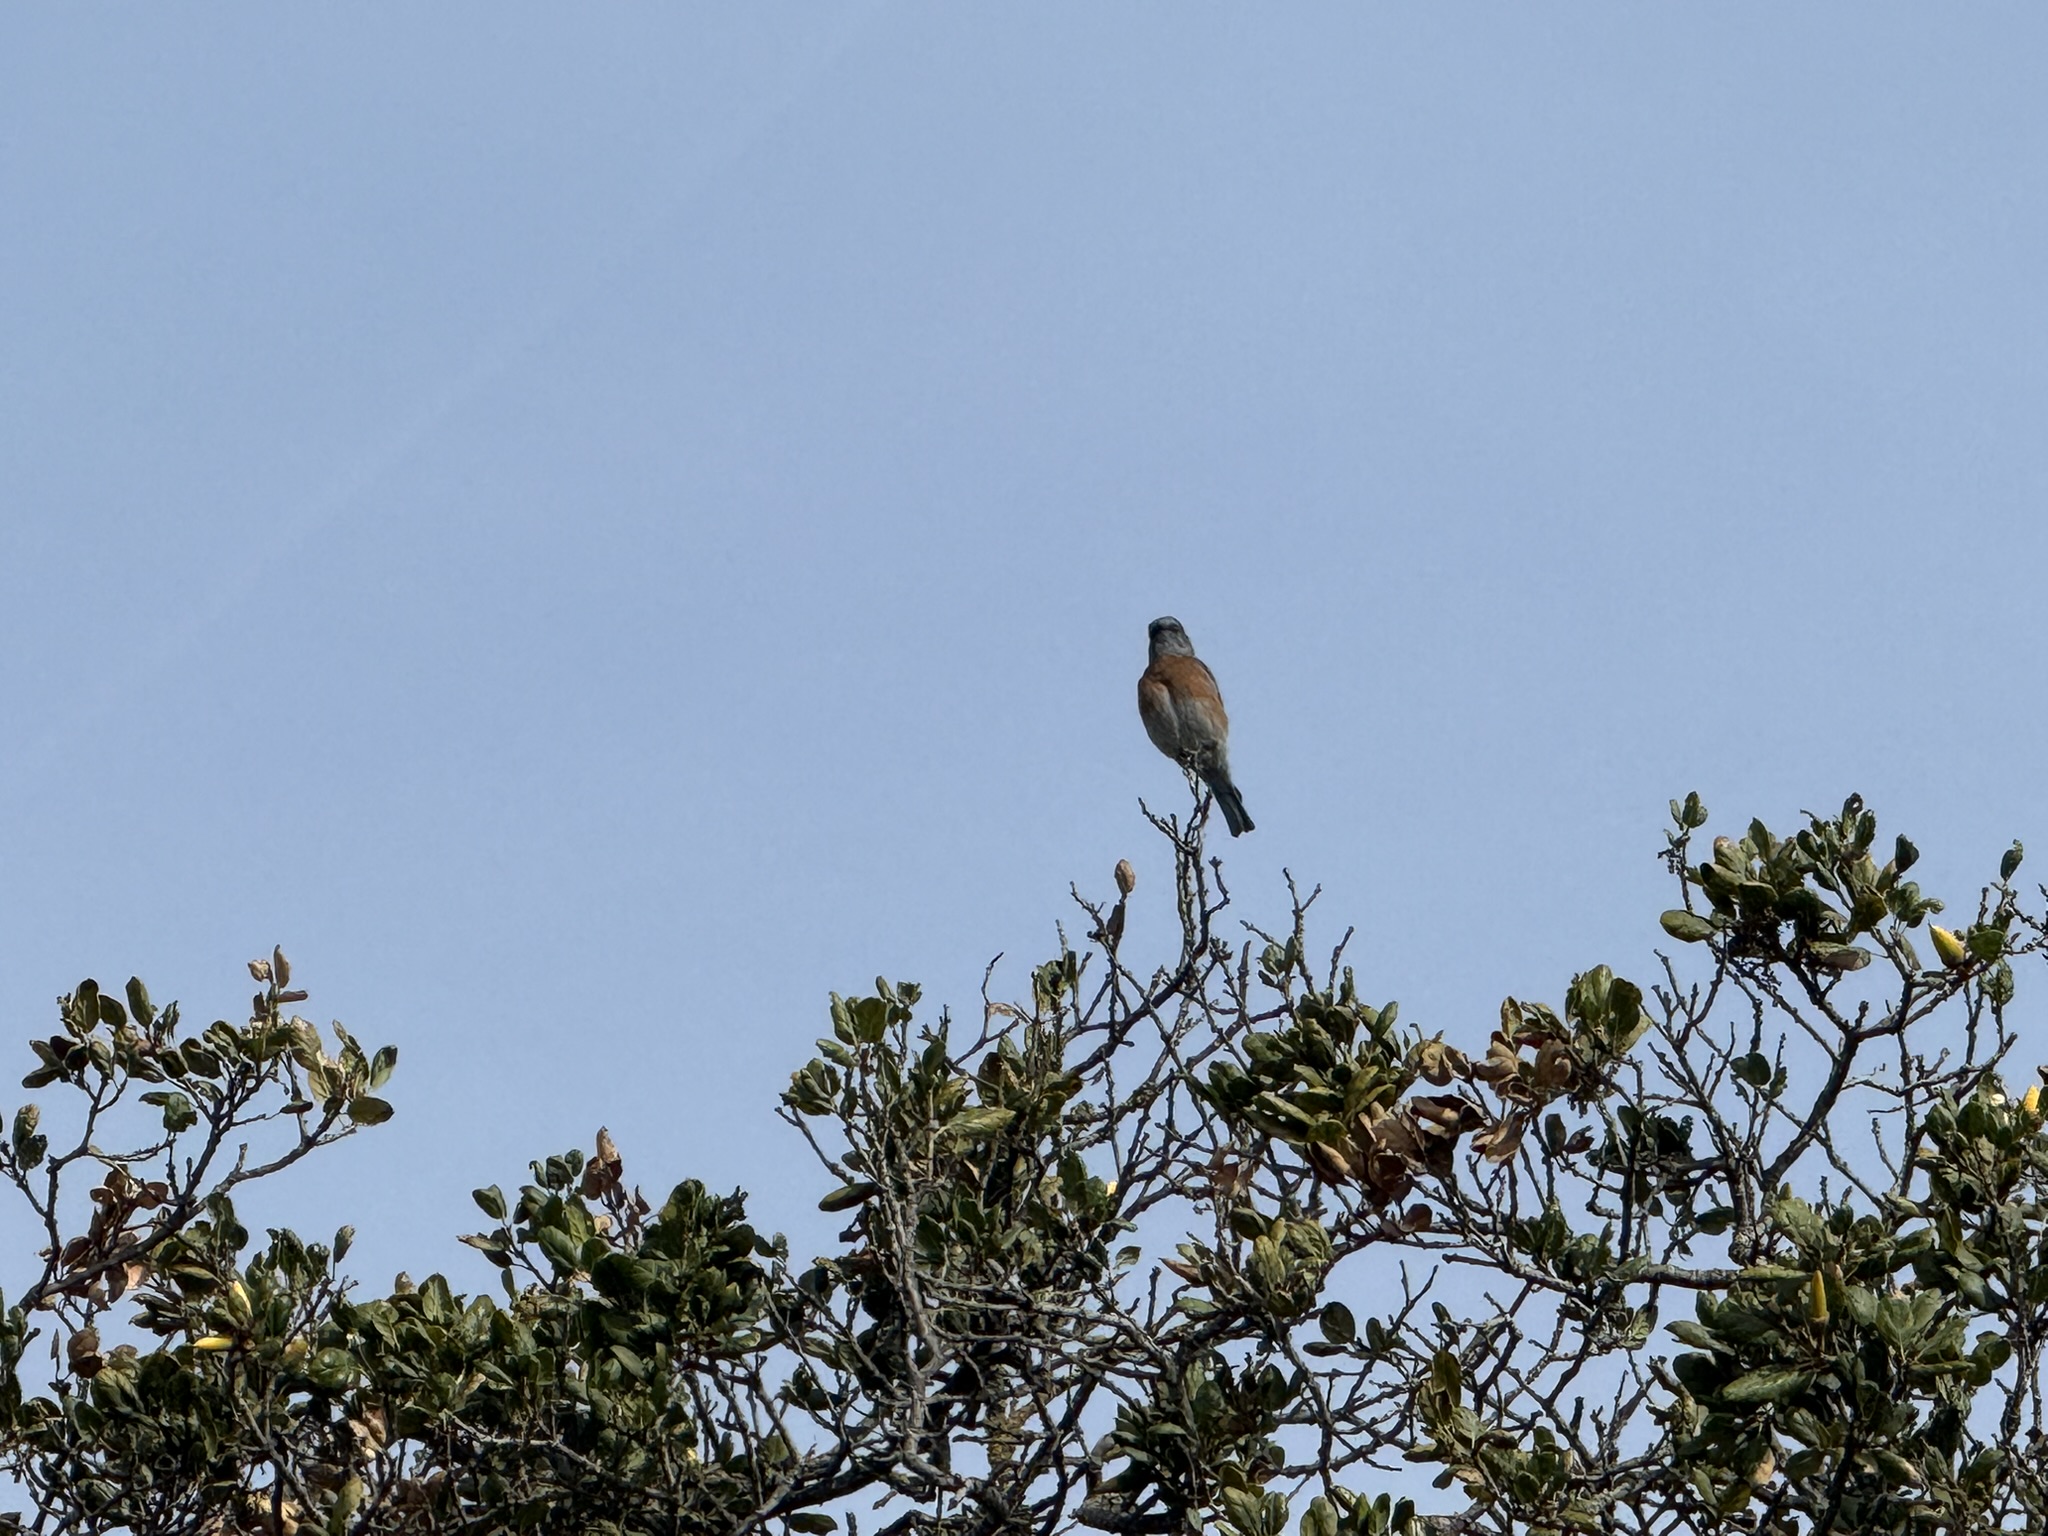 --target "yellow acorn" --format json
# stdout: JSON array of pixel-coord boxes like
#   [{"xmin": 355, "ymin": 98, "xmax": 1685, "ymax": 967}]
[
  {"xmin": 1806, "ymin": 1270, "xmax": 1829, "ymax": 1323},
  {"xmin": 193, "ymin": 1335, "xmax": 236, "ymax": 1352},
  {"xmin": 1930, "ymin": 926, "xmax": 1969, "ymax": 970},
  {"xmin": 2025, "ymin": 1085, "xmax": 2042, "ymax": 1117},
  {"xmin": 282, "ymin": 1337, "xmax": 310, "ymax": 1365}
]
